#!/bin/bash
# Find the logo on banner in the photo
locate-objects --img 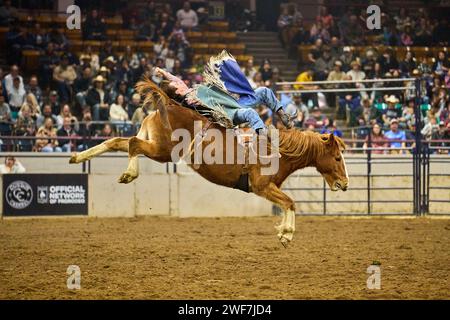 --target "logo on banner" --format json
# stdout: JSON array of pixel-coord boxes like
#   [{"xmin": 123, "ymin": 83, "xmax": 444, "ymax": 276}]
[
  {"xmin": 5, "ymin": 180, "xmax": 33, "ymax": 209},
  {"xmin": 37, "ymin": 186, "xmax": 49, "ymax": 204}
]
